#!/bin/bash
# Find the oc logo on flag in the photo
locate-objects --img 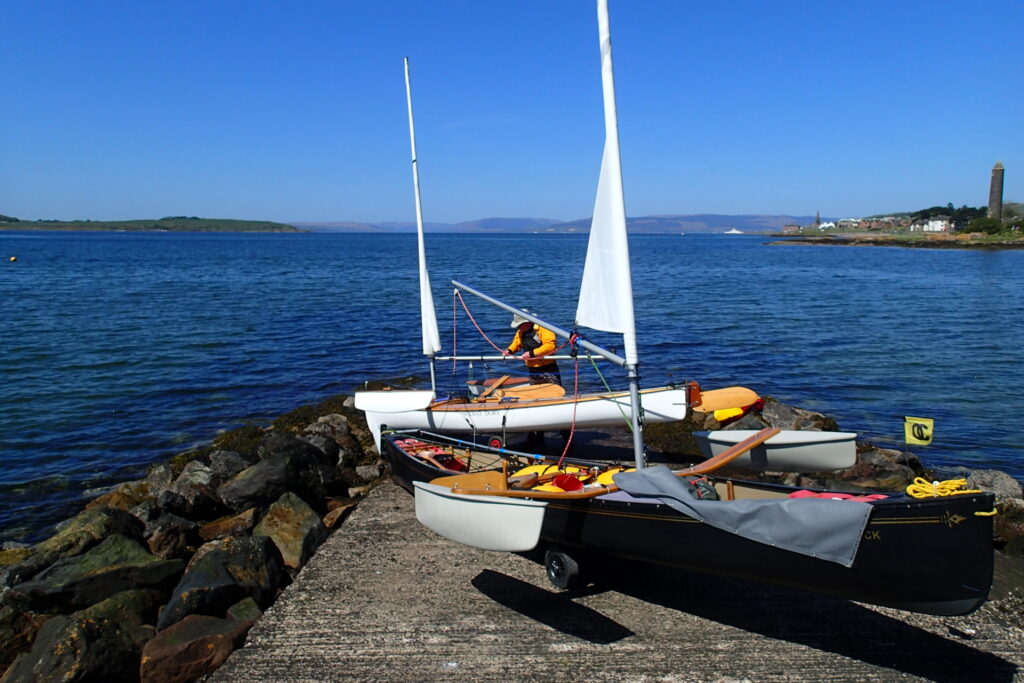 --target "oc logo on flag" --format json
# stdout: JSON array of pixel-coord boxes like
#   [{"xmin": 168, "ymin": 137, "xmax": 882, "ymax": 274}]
[{"xmin": 904, "ymin": 416, "xmax": 934, "ymax": 446}]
